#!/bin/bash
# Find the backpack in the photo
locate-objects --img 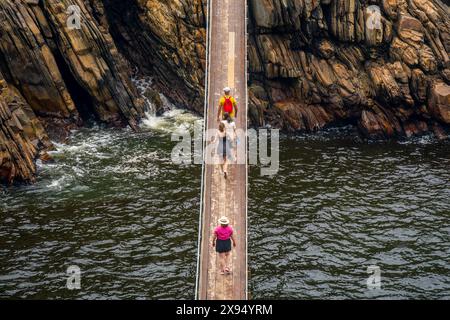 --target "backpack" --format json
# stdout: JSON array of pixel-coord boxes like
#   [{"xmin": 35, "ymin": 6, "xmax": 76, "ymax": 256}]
[{"xmin": 223, "ymin": 96, "xmax": 234, "ymax": 113}]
